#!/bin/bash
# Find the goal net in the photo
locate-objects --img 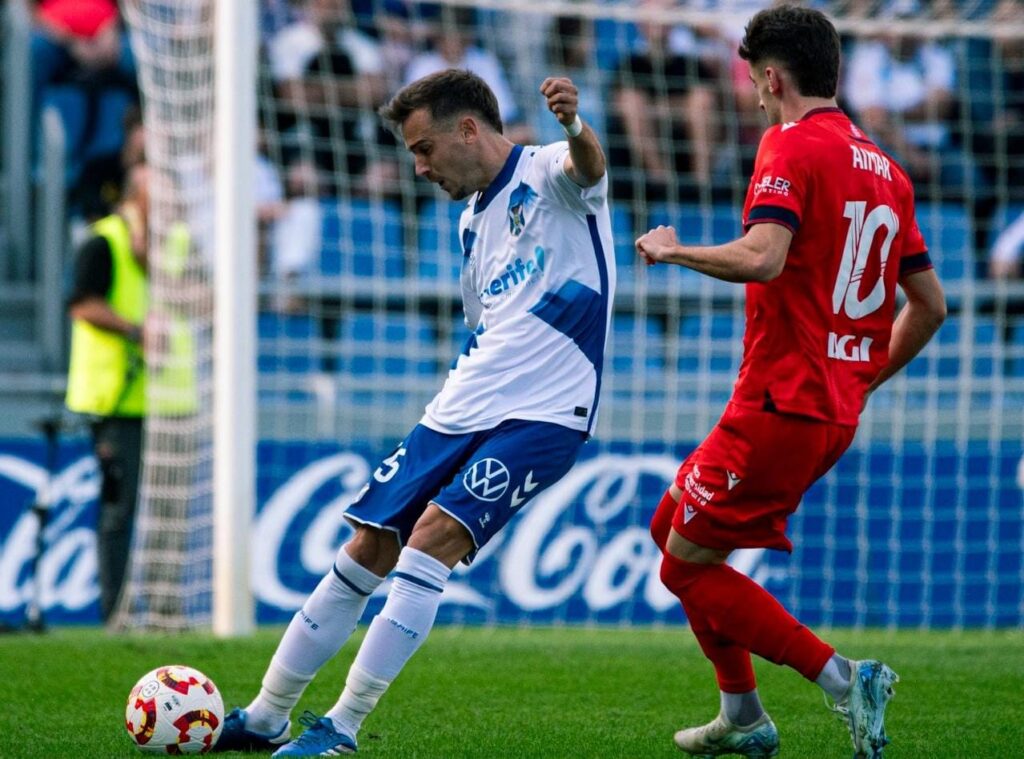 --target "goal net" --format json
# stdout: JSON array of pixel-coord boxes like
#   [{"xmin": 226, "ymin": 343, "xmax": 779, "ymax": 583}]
[
  {"xmin": 121, "ymin": 0, "xmax": 1024, "ymax": 631},
  {"xmin": 111, "ymin": 1, "xmax": 215, "ymax": 631}
]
